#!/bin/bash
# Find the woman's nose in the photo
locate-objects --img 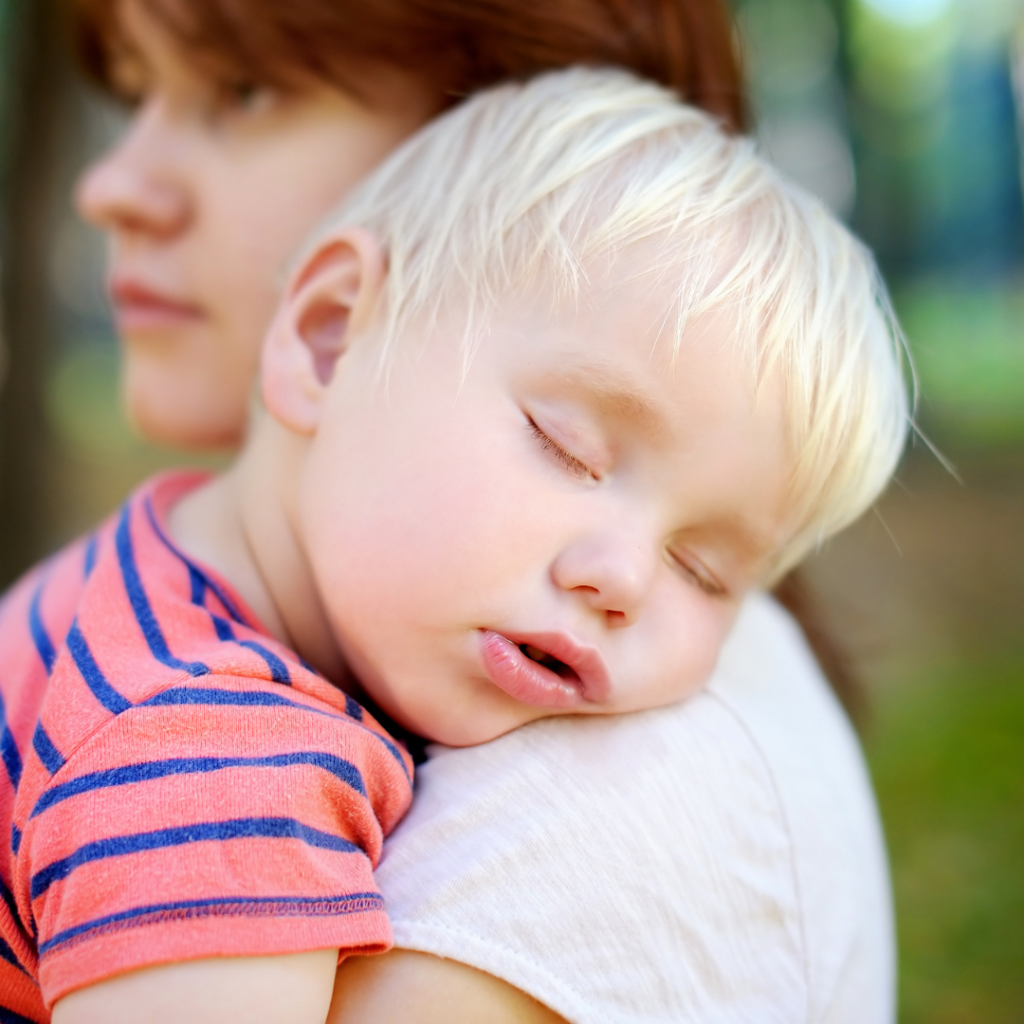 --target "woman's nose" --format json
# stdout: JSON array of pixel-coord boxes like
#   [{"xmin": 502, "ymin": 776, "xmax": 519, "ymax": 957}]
[
  {"xmin": 74, "ymin": 105, "xmax": 191, "ymax": 238},
  {"xmin": 550, "ymin": 534, "xmax": 657, "ymax": 626}
]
